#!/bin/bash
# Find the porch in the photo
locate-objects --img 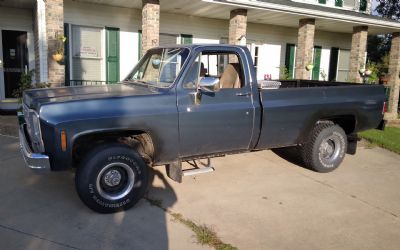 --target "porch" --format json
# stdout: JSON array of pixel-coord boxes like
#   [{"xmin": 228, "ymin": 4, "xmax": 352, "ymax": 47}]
[{"xmin": 0, "ymin": 0, "xmax": 399, "ymax": 119}]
